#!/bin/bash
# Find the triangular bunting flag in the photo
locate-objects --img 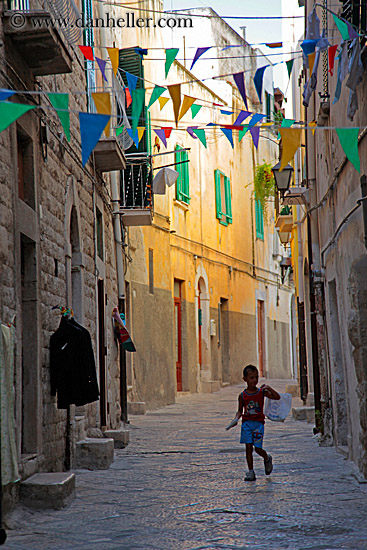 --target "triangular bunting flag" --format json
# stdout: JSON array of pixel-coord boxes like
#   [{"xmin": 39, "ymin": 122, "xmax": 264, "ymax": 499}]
[
  {"xmin": 254, "ymin": 66, "xmax": 269, "ymax": 103},
  {"xmin": 220, "ymin": 128, "xmax": 234, "ymax": 148},
  {"xmin": 238, "ymin": 125, "xmax": 249, "ymax": 142},
  {"xmin": 286, "ymin": 59, "xmax": 294, "ymax": 78},
  {"xmin": 131, "ymin": 88, "xmax": 145, "ymax": 131},
  {"xmin": 234, "ymin": 110, "xmax": 251, "ymax": 126},
  {"xmin": 279, "ymin": 128, "xmax": 302, "ymax": 171},
  {"xmin": 248, "ymin": 113, "xmax": 266, "ymax": 131},
  {"xmin": 250, "ymin": 126, "xmax": 261, "ymax": 149},
  {"xmin": 137, "ymin": 127, "xmax": 145, "ymax": 142},
  {"xmin": 187, "ymin": 126, "xmax": 198, "ymax": 139},
  {"xmin": 135, "ymin": 47, "xmax": 148, "ymax": 58},
  {"xmin": 48, "ymin": 93, "xmax": 70, "ymax": 141},
  {"xmin": 147, "ymin": 86, "xmax": 166, "ymax": 109},
  {"xmin": 0, "ymin": 102, "xmax": 35, "ymax": 133},
  {"xmin": 332, "ymin": 14, "xmax": 350, "ymax": 41},
  {"xmin": 192, "ymin": 129, "xmax": 207, "ymax": 148},
  {"xmin": 265, "ymin": 42, "xmax": 283, "ymax": 48},
  {"xmin": 346, "ymin": 21, "xmax": 359, "ymax": 39},
  {"xmin": 300, "ymin": 39, "xmax": 318, "ymax": 56},
  {"xmin": 126, "ymin": 88, "xmax": 132, "ymax": 108},
  {"xmin": 91, "ymin": 92, "xmax": 111, "ymax": 137},
  {"xmin": 127, "ymin": 128, "xmax": 139, "ymax": 148},
  {"xmin": 168, "ymin": 84, "xmax": 181, "ymax": 126},
  {"xmin": 154, "ymin": 129, "xmax": 167, "ymax": 148},
  {"xmin": 233, "ymin": 72, "xmax": 248, "ymax": 109},
  {"xmin": 79, "ymin": 45, "xmax": 94, "ymax": 61},
  {"xmin": 158, "ymin": 96, "xmax": 170, "ymax": 110},
  {"xmin": 126, "ymin": 71, "xmax": 138, "ymax": 92},
  {"xmin": 309, "ymin": 120, "xmax": 317, "ymax": 136},
  {"xmin": 178, "ymin": 95, "xmax": 196, "ymax": 121},
  {"xmin": 281, "ymin": 119, "xmax": 295, "ymax": 128},
  {"xmin": 162, "ymin": 127, "xmax": 173, "ymax": 139},
  {"xmin": 190, "ymin": 47, "xmax": 211, "ymax": 70},
  {"xmin": 328, "ymin": 44, "xmax": 338, "ymax": 76},
  {"xmin": 79, "ymin": 112, "xmax": 111, "ymax": 167},
  {"xmin": 116, "ymin": 125, "xmax": 124, "ymax": 137},
  {"xmin": 0, "ymin": 89, "xmax": 15, "ymax": 101},
  {"xmin": 107, "ymin": 47, "xmax": 119, "ymax": 76},
  {"xmin": 165, "ymin": 48, "xmax": 179, "ymax": 78},
  {"xmin": 221, "ymin": 110, "xmax": 233, "ymax": 115},
  {"xmin": 336, "ymin": 128, "xmax": 360, "ymax": 172},
  {"xmin": 191, "ymin": 104, "xmax": 202, "ymax": 118},
  {"xmin": 95, "ymin": 57, "xmax": 108, "ymax": 82}
]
